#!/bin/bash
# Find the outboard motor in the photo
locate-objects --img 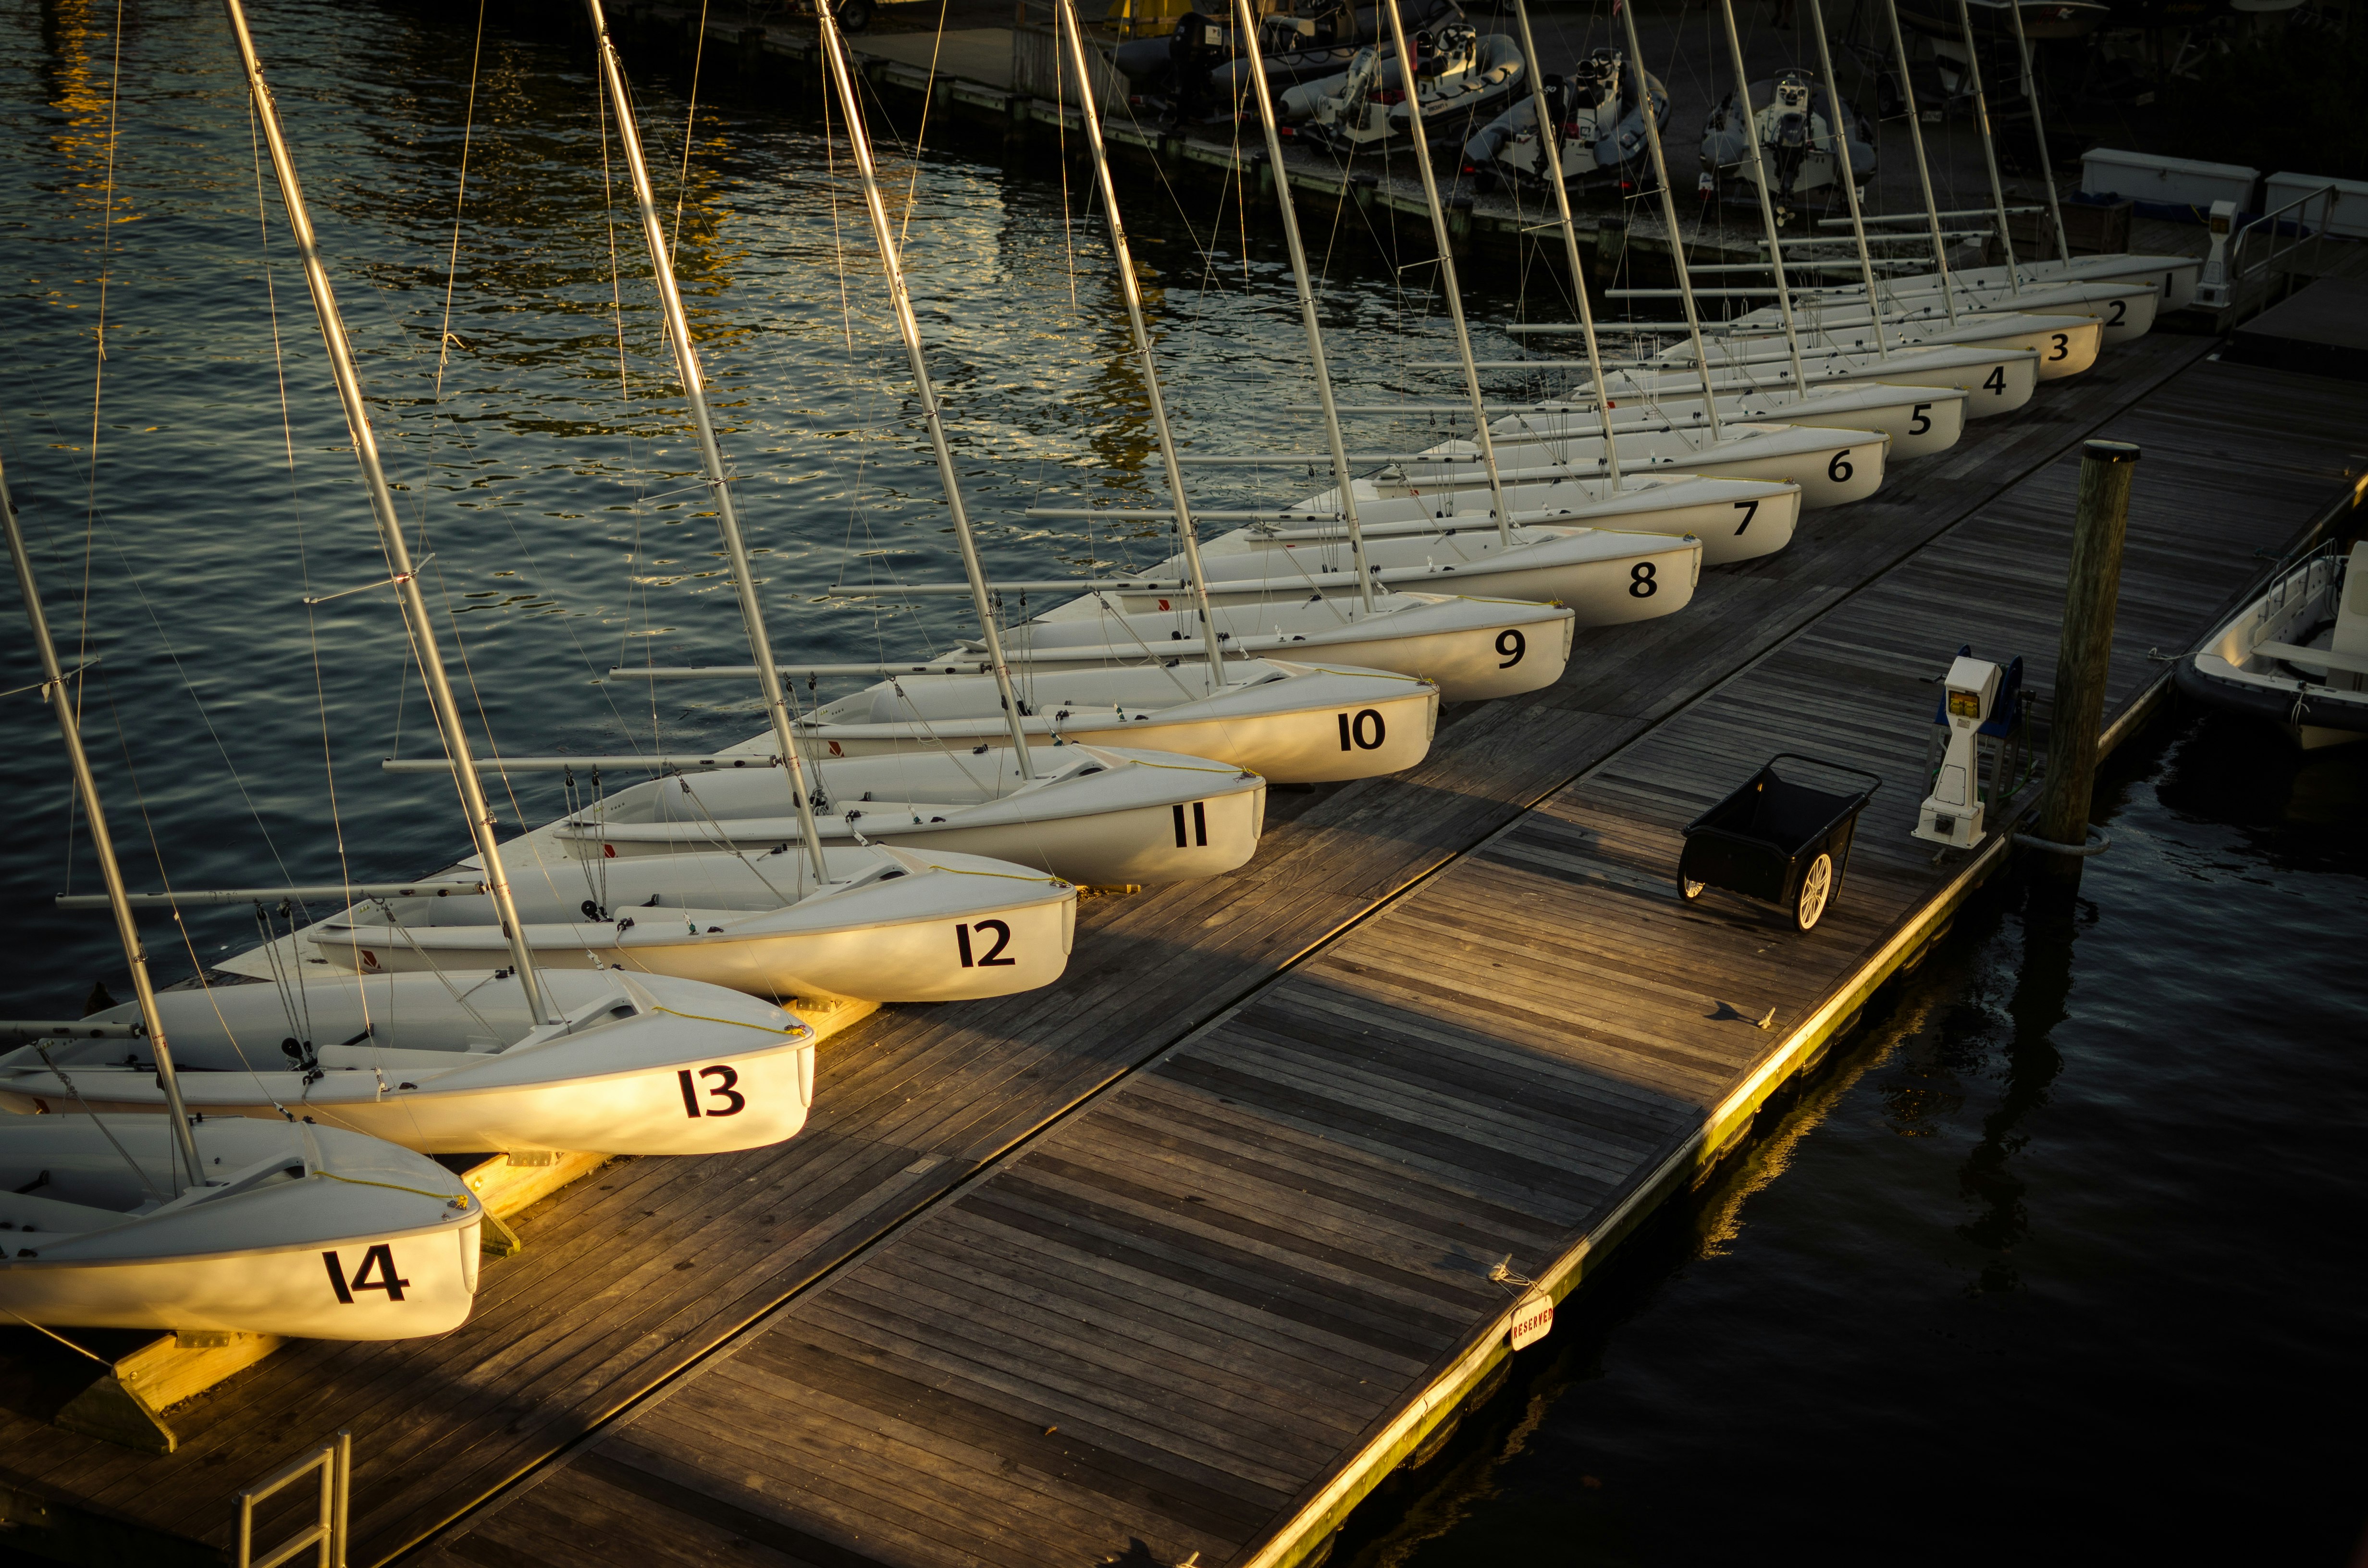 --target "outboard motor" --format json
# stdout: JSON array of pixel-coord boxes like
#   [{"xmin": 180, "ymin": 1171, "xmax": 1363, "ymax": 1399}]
[
  {"xmin": 1765, "ymin": 67, "xmax": 1814, "ymax": 200},
  {"xmin": 1168, "ymin": 11, "xmax": 1232, "ymax": 119}
]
